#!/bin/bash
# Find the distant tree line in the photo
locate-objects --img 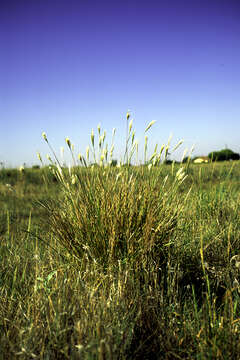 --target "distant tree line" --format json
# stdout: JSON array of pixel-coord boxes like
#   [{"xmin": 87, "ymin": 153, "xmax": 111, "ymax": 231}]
[
  {"xmin": 181, "ymin": 148, "xmax": 240, "ymax": 164},
  {"xmin": 208, "ymin": 149, "xmax": 240, "ymax": 161}
]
